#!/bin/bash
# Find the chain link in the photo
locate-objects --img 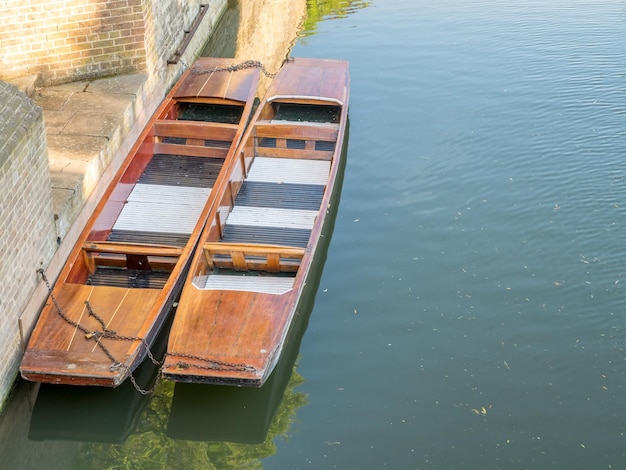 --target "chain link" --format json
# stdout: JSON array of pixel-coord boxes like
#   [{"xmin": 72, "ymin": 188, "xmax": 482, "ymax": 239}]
[
  {"xmin": 36, "ymin": 269, "xmax": 256, "ymax": 393},
  {"xmin": 191, "ymin": 59, "xmax": 282, "ymax": 78},
  {"xmin": 166, "ymin": 351, "xmax": 256, "ymax": 373},
  {"xmin": 37, "ymin": 269, "xmax": 159, "ymax": 394}
]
